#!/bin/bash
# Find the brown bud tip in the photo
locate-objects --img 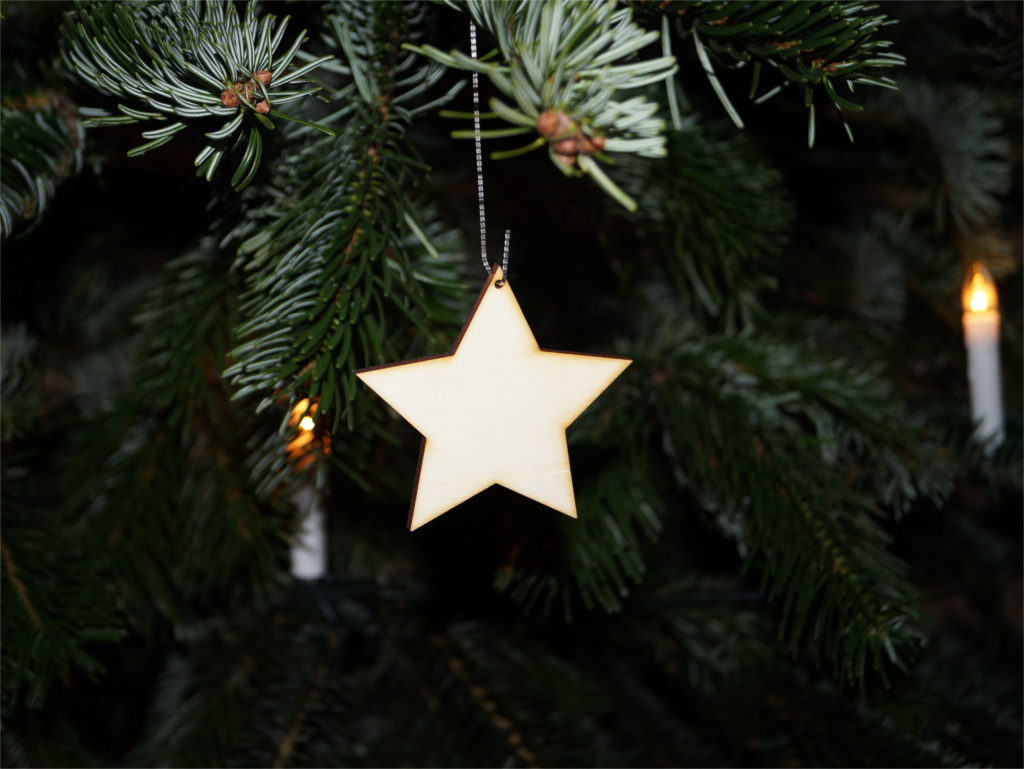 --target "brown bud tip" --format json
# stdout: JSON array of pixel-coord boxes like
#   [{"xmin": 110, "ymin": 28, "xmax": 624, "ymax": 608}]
[
  {"xmin": 579, "ymin": 132, "xmax": 606, "ymax": 155},
  {"xmin": 554, "ymin": 151, "xmax": 577, "ymax": 168},
  {"xmin": 253, "ymin": 70, "xmax": 272, "ymax": 86},
  {"xmin": 254, "ymin": 100, "xmax": 270, "ymax": 114},
  {"xmin": 536, "ymin": 109, "xmax": 559, "ymax": 137},
  {"xmin": 221, "ymin": 89, "xmax": 239, "ymax": 108},
  {"xmin": 551, "ymin": 135, "xmax": 580, "ymax": 156},
  {"xmin": 536, "ymin": 109, "xmax": 573, "ymax": 139}
]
